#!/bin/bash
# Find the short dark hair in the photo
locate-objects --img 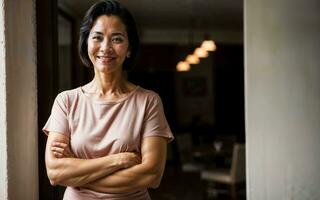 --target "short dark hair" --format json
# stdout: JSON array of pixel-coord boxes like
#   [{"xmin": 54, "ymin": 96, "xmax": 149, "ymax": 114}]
[{"xmin": 78, "ymin": 0, "xmax": 140, "ymax": 71}]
